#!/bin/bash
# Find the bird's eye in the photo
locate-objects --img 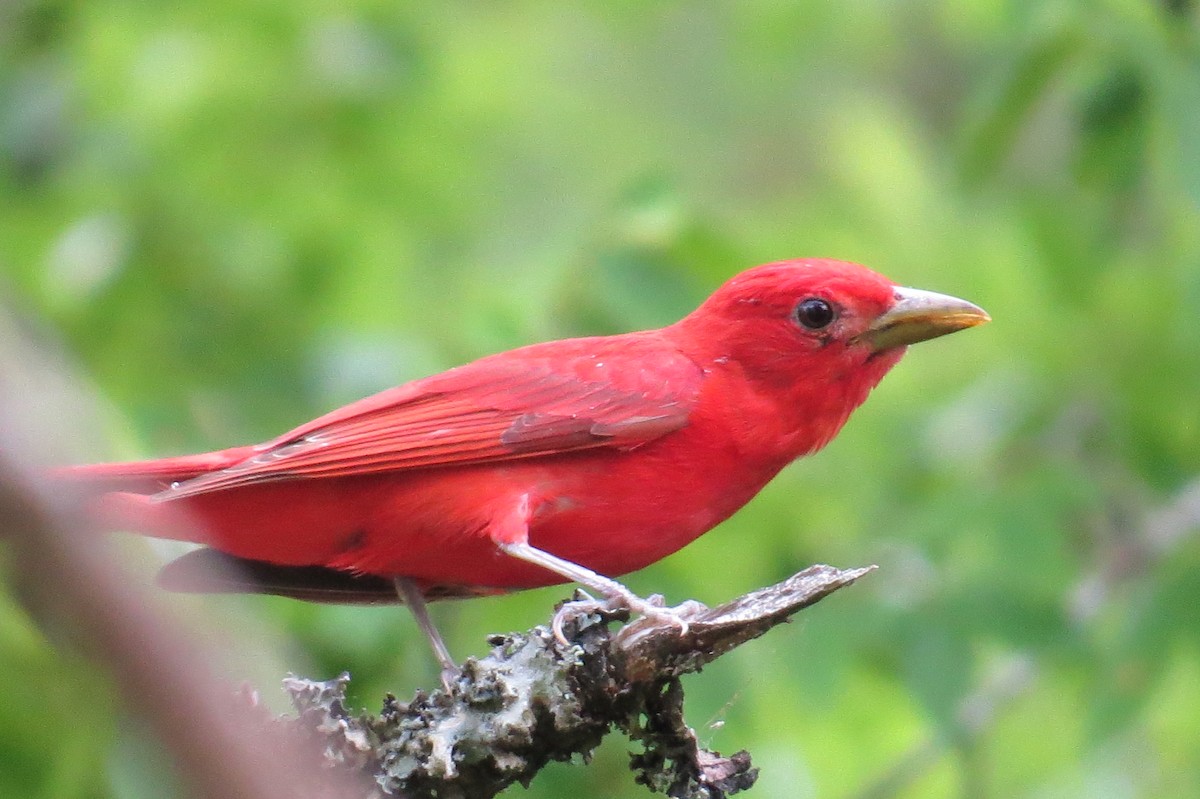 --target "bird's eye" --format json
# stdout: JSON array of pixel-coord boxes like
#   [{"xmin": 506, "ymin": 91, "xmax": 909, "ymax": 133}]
[{"xmin": 794, "ymin": 298, "xmax": 836, "ymax": 330}]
